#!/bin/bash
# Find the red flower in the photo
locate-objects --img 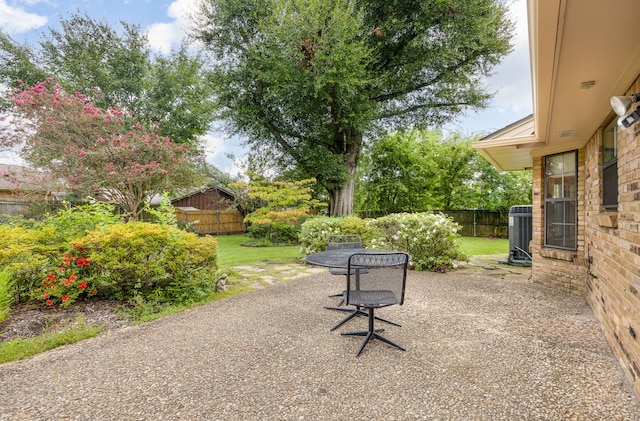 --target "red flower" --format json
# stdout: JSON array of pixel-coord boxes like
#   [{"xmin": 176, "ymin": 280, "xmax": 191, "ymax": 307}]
[
  {"xmin": 63, "ymin": 279, "xmax": 72, "ymax": 286},
  {"xmin": 43, "ymin": 291, "xmax": 49, "ymax": 299},
  {"xmin": 76, "ymin": 256, "xmax": 90, "ymax": 266},
  {"xmin": 79, "ymin": 282, "xmax": 88, "ymax": 290},
  {"xmin": 46, "ymin": 300, "xmax": 53, "ymax": 306},
  {"xmin": 69, "ymin": 274, "xmax": 77, "ymax": 282},
  {"xmin": 61, "ymin": 294, "xmax": 68, "ymax": 302},
  {"xmin": 59, "ymin": 267, "xmax": 65, "ymax": 272}
]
